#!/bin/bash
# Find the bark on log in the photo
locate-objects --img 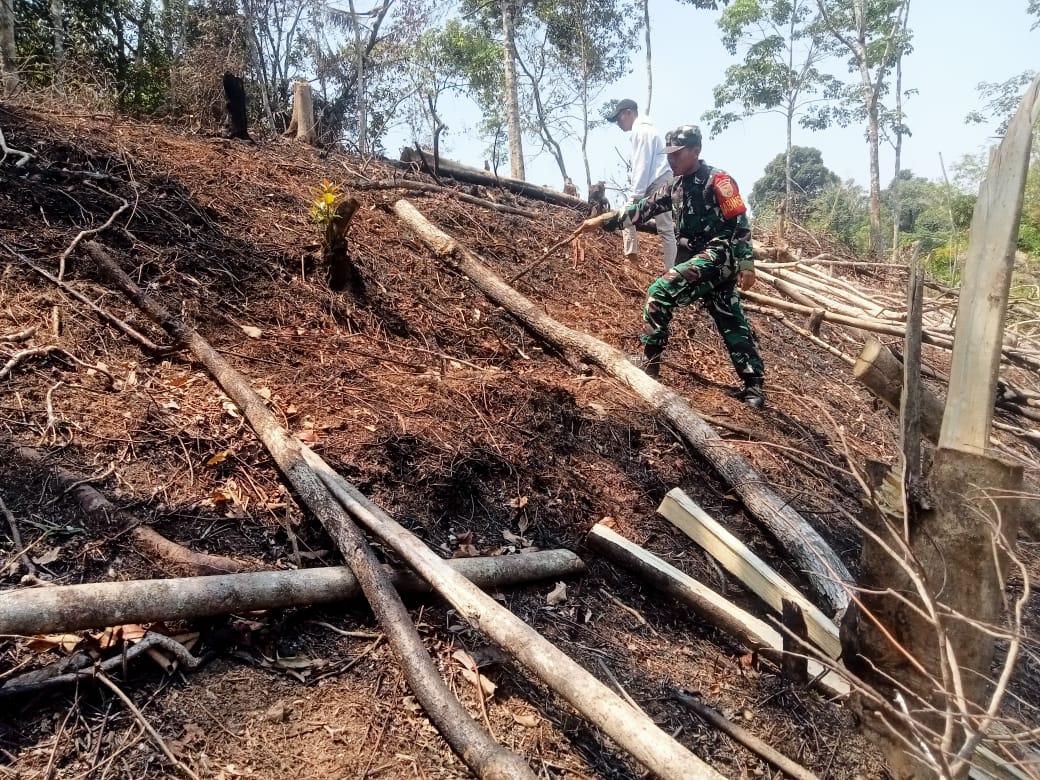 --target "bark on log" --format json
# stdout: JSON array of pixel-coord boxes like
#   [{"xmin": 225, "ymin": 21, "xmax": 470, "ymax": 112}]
[
  {"xmin": 394, "ymin": 199, "xmax": 851, "ymax": 617},
  {"xmin": 396, "ymin": 148, "xmax": 586, "ymax": 211},
  {"xmin": 12, "ymin": 445, "xmax": 253, "ymax": 576},
  {"xmin": 85, "ymin": 241, "xmax": 535, "ymax": 780},
  {"xmin": 0, "ymin": 550, "xmax": 587, "ymax": 635}
]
